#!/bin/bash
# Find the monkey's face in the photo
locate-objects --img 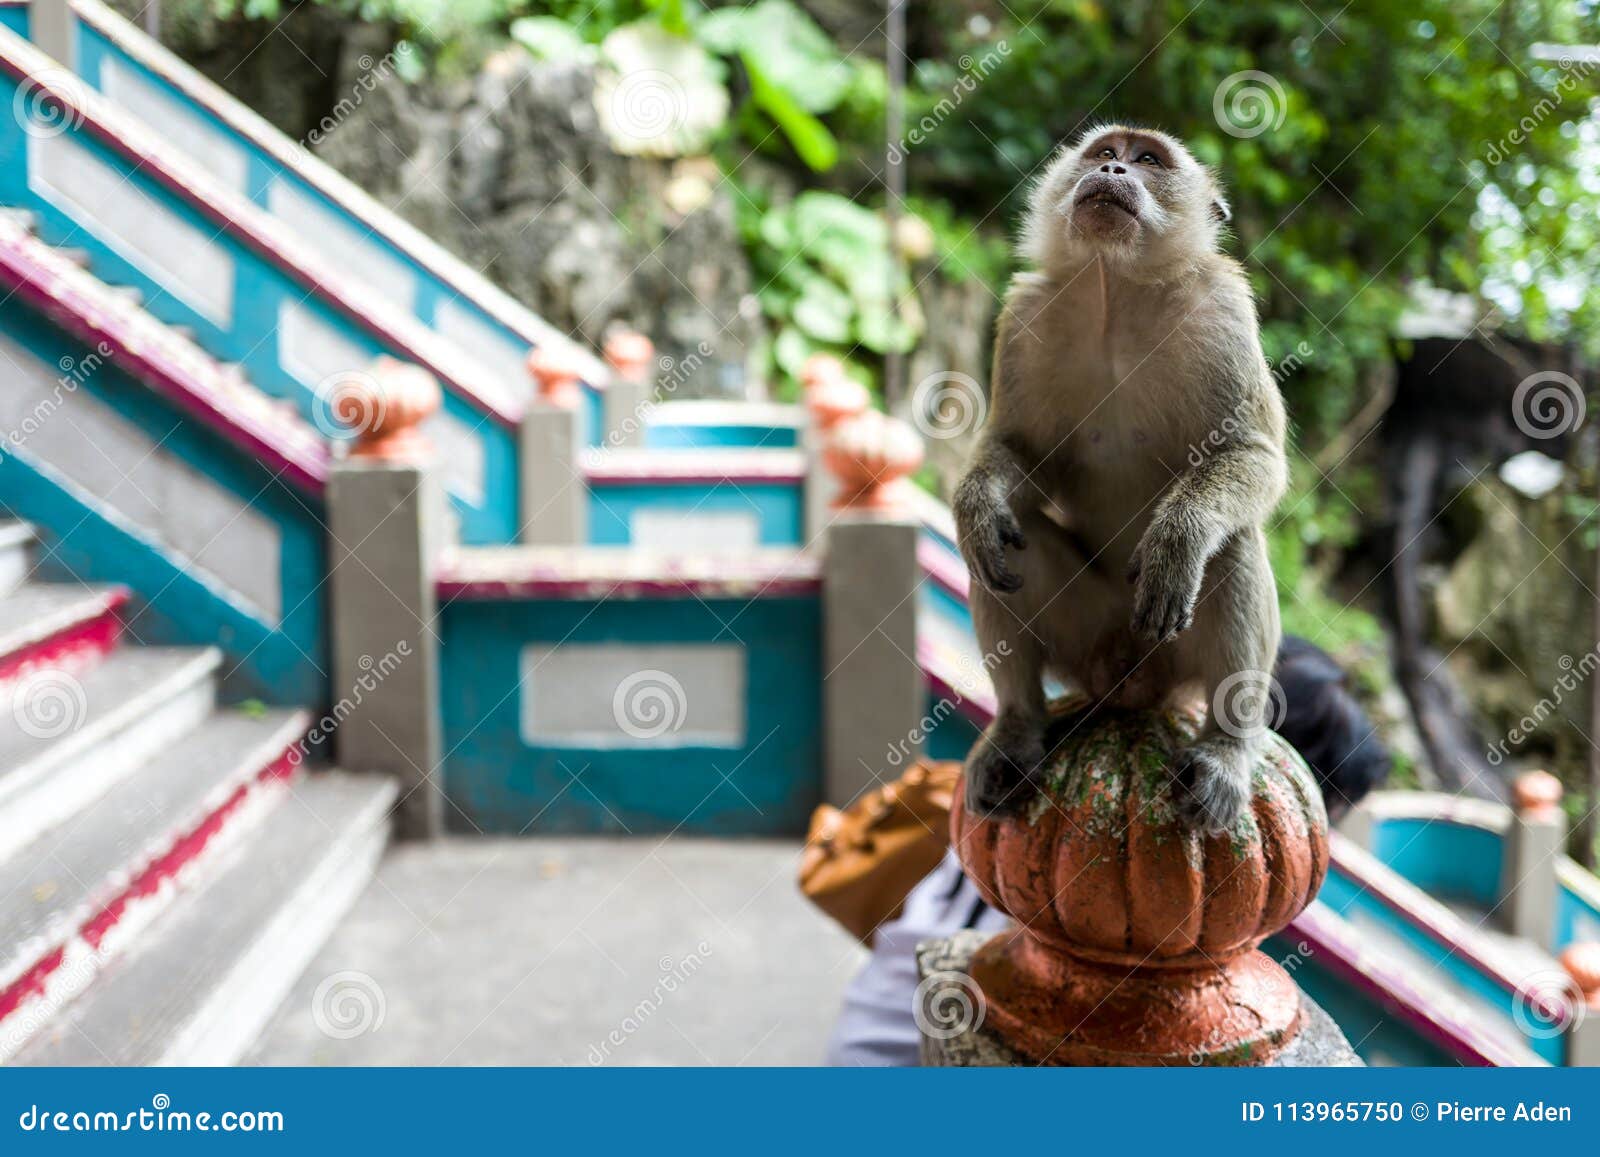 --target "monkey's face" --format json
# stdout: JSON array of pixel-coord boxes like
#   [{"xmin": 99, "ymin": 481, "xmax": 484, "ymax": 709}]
[{"xmin": 1024, "ymin": 126, "xmax": 1229, "ymax": 273}]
